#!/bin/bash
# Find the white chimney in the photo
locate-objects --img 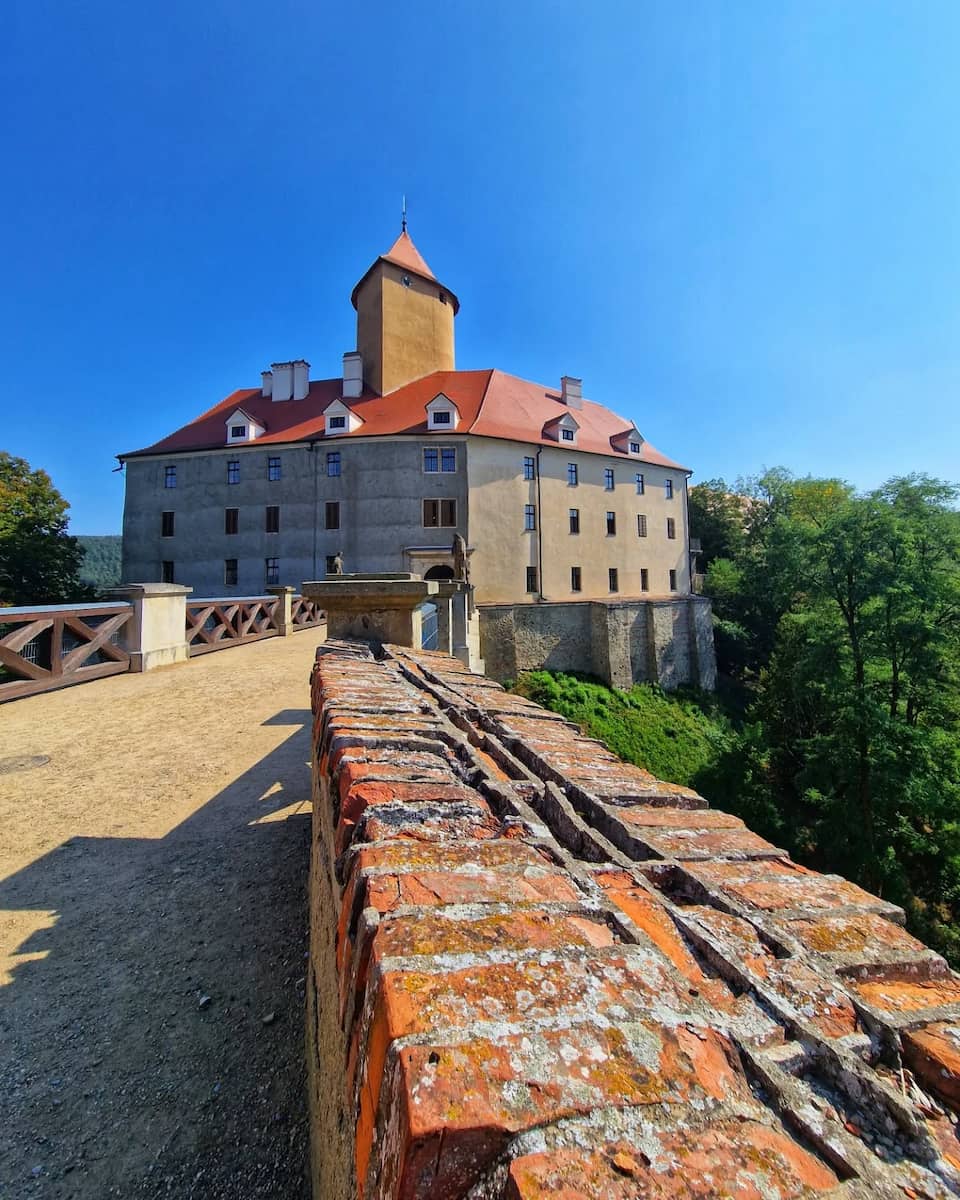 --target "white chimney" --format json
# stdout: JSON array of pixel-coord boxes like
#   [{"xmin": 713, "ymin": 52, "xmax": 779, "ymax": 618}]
[
  {"xmin": 561, "ymin": 376, "xmax": 582, "ymax": 409},
  {"xmin": 261, "ymin": 370, "xmax": 273, "ymax": 398},
  {"xmin": 272, "ymin": 362, "xmax": 293, "ymax": 402},
  {"xmin": 293, "ymin": 359, "xmax": 310, "ymax": 400},
  {"xmin": 342, "ymin": 351, "xmax": 363, "ymax": 399}
]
